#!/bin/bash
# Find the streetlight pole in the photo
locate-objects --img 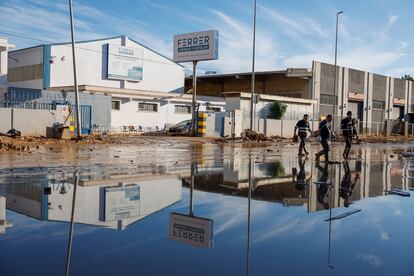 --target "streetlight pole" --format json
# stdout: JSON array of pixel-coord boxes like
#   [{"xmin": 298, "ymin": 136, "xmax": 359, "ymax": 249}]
[
  {"xmin": 332, "ymin": 11, "xmax": 343, "ymax": 131},
  {"xmin": 69, "ymin": 0, "xmax": 82, "ymax": 139},
  {"xmin": 249, "ymin": 0, "xmax": 257, "ymax": 131},
  {"xmin": 192, "ymin": 61, "xmax": 198, "ymax": 137}
]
